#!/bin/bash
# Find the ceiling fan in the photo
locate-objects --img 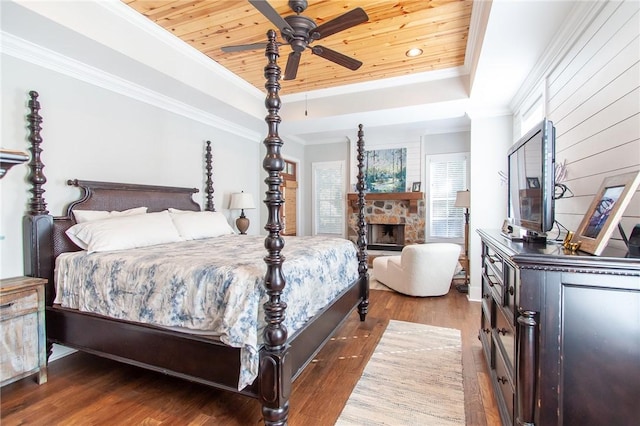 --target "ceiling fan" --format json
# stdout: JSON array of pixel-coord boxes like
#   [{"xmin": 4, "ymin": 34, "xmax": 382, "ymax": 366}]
[{"xmin": 221, "ymin": 0, "xmax": 369, "ymax": 80}]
